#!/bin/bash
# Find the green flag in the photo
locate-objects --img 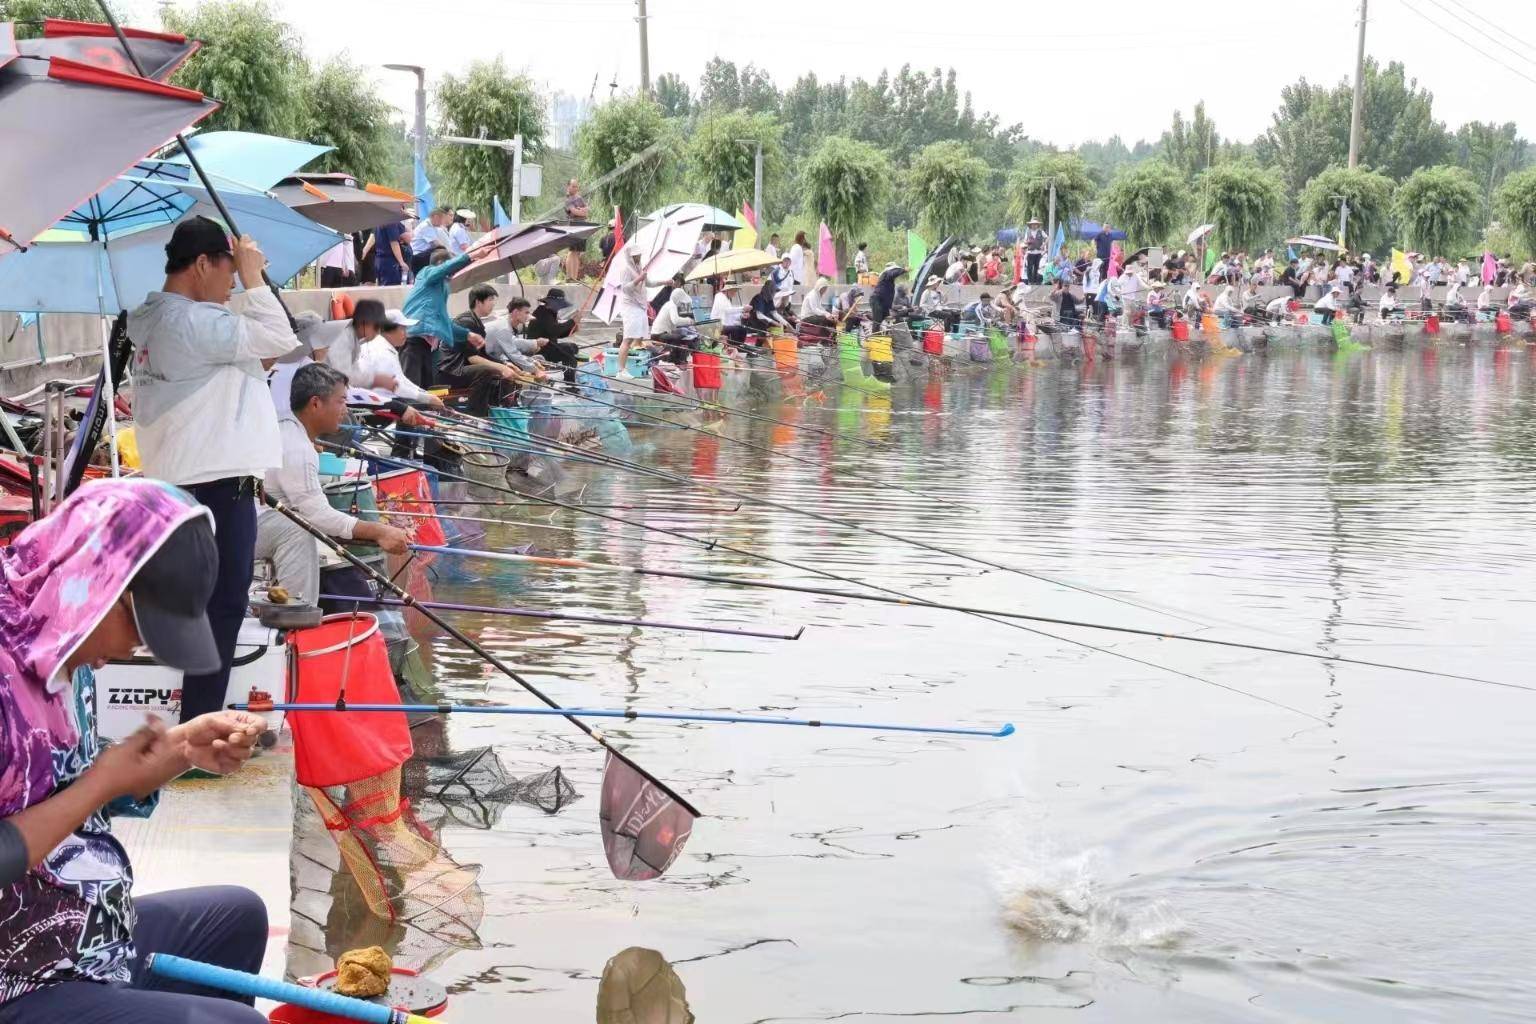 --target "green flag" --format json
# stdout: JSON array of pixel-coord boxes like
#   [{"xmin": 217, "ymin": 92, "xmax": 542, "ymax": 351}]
[
  {"xmin": 1203, "ymin": 244, "xmax": 1218, "ymax": 274},
  {"xmin": 907, "ymin": 230, "xmax": 928, "ymax": 273}
]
